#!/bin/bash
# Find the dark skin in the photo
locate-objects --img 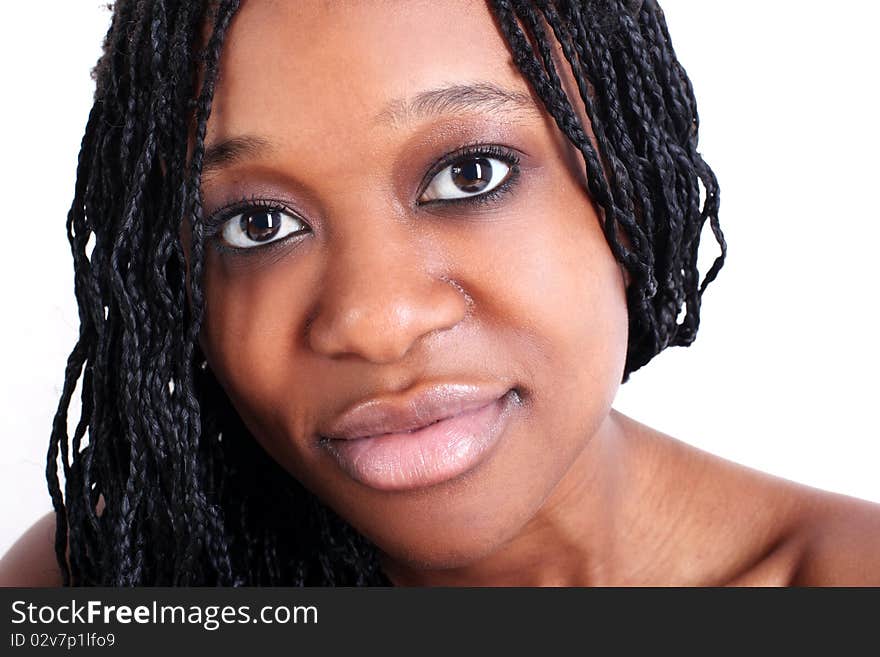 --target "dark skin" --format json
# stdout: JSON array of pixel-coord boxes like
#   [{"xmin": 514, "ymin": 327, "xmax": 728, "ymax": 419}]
[{"xmin": 2, "ymin": 0, "xmax": 879, "ymax": 586}]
